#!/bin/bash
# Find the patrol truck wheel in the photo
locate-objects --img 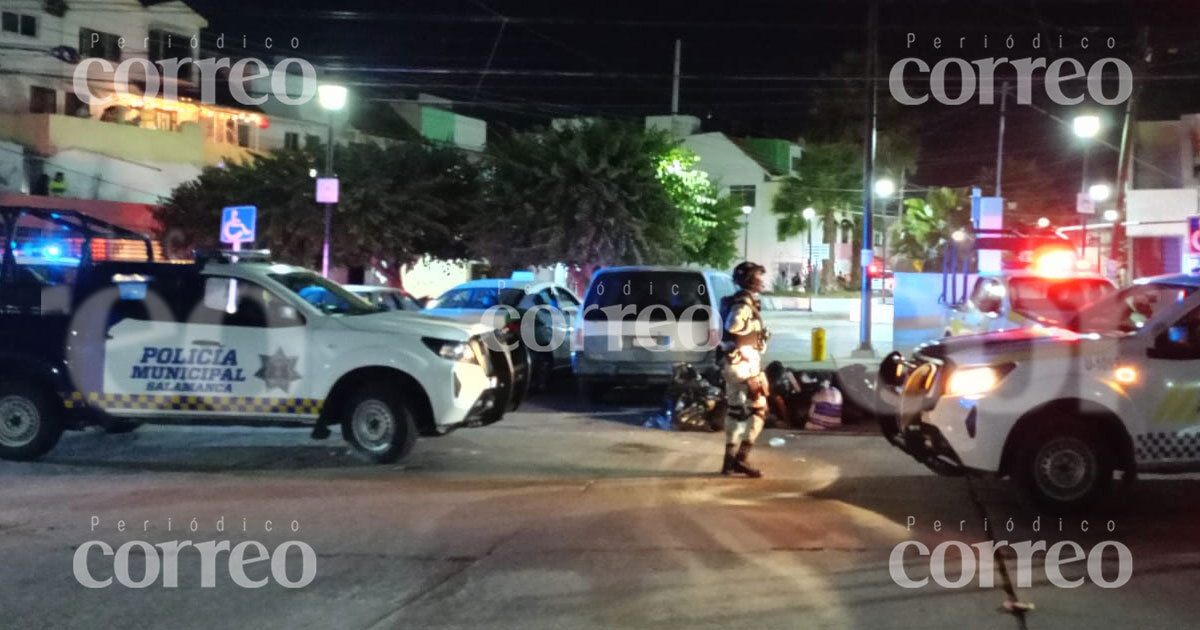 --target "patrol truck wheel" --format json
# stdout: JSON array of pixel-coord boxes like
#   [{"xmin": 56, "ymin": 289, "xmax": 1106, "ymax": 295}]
[
  {"xmin": 342, "ymin": 384, "xmax": 417, "ymax": 464},
  {"xmin": 0, "ymin": 381, "xmax": 63, "ymax": 461},
  {"xmin": 1019, "ymin": 427, "xmax": 1111, "ymax": 512}
]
